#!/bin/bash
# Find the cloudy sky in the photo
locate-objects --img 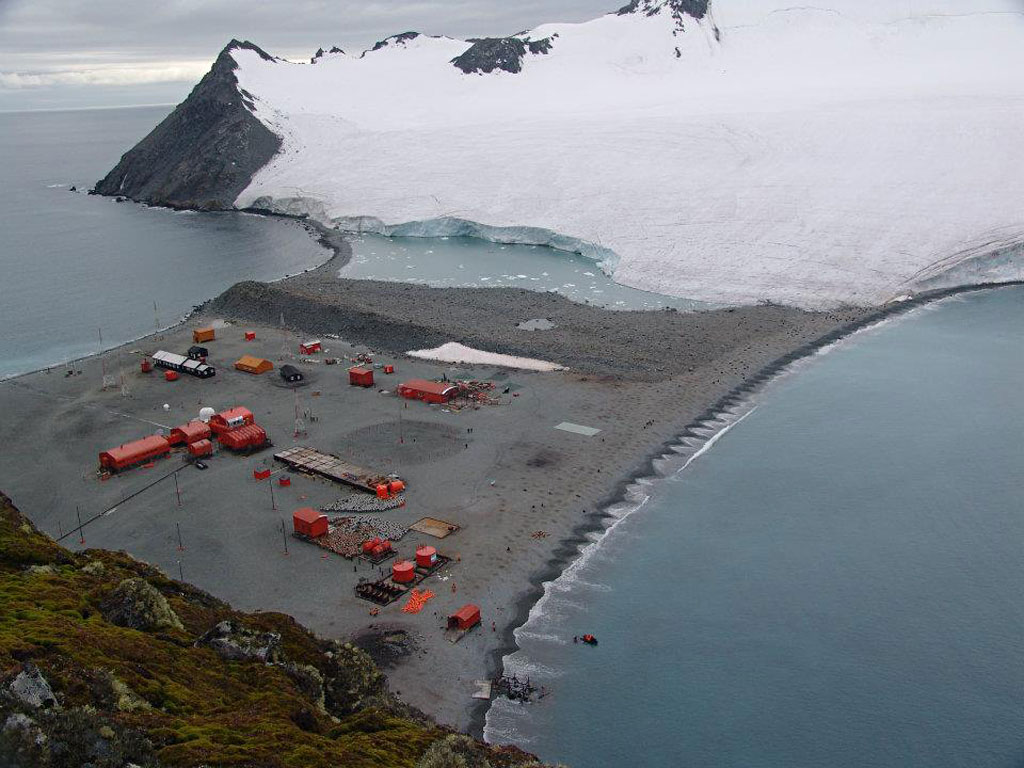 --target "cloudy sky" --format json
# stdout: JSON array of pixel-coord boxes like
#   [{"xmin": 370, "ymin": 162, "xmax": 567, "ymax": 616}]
[{"xmin": 0, "ymin": 0, "xmax": 616, "ymax": 111}]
